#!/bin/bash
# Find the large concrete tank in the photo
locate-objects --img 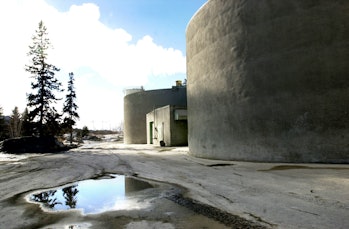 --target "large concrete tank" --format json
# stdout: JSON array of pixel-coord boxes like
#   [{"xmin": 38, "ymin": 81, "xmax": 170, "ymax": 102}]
[
  {"xmin": 124, "ymin": 87, "xmax": 187, "ymax": 144},
  {"xmin": 186, "ymin": 0, "xmax": 349, "ymax": 162}
]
